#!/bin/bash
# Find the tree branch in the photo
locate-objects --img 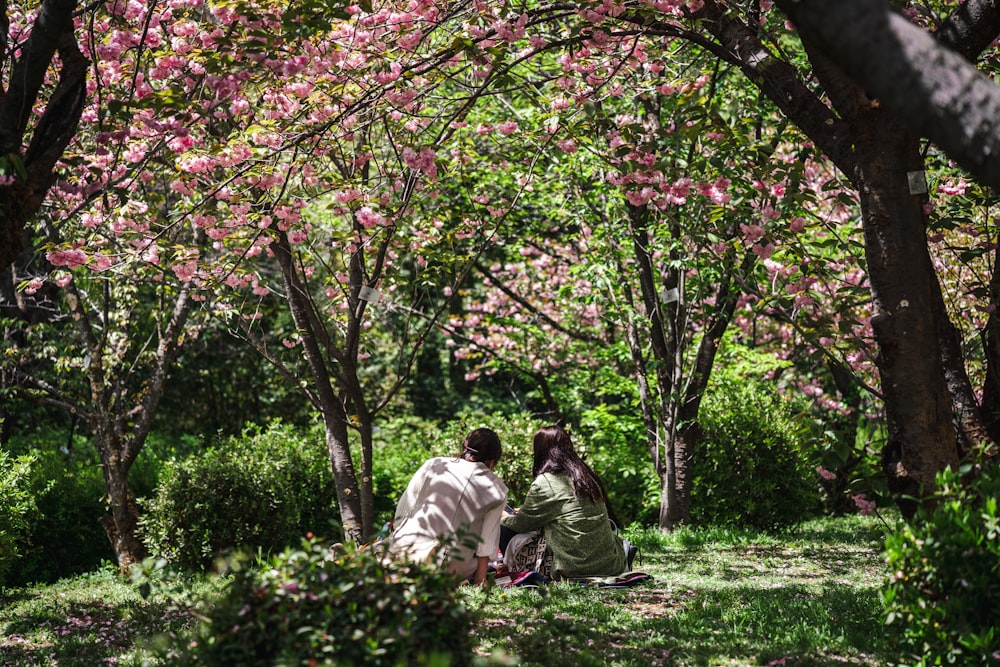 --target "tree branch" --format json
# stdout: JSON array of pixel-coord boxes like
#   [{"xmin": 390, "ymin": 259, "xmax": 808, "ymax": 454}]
[{"xmin": 774, "ymin": 0, "xmax": 1000, "ymax": 192}]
